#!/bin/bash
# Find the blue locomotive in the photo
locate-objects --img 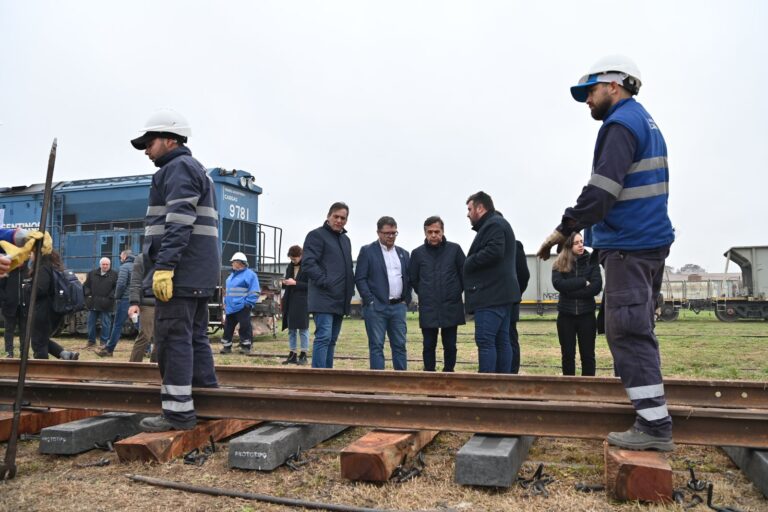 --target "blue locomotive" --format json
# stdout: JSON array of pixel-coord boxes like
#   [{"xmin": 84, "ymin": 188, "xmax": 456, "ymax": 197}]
[{"xmin": 0, "ymin": 169, "xmax": 282, "ymax": 335}]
